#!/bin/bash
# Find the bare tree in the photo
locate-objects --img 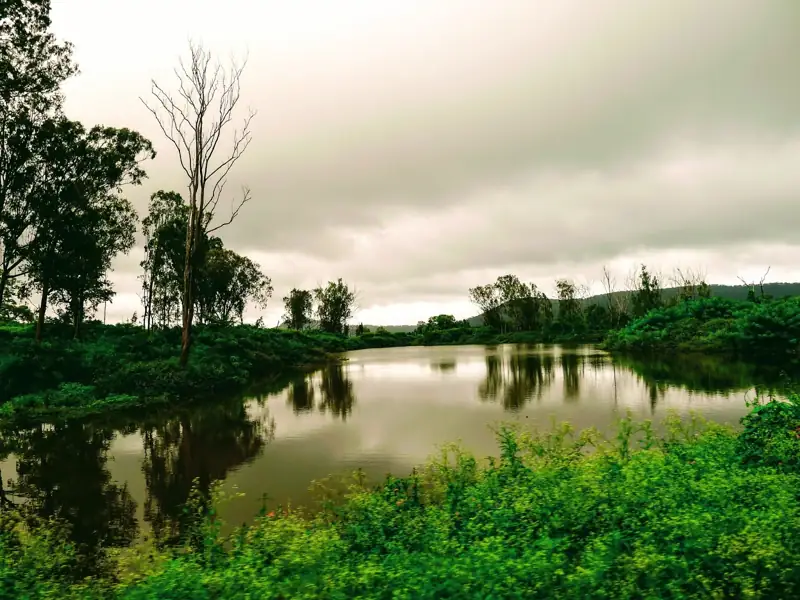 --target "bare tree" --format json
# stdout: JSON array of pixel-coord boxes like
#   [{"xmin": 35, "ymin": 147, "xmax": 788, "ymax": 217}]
[
  {"xmin": 141, "ymin": 41, "xmax": 256, "ymax": 366},
  {"xmin": 670, "ymin": 266, "xmax": 711, "ymax": 302},
  {"xmin": 601, "ymin": 266, "xmax": 616, "ymax": 309},
  {"xmin": 738, "ymin": 266, "xmax": 771, "ymax": 302},
  {"xmin": 601, "ymin": 265, "xmax": 629, "ymax": 325}
]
